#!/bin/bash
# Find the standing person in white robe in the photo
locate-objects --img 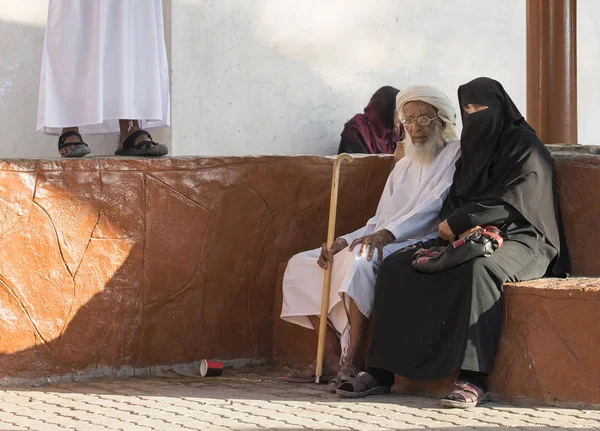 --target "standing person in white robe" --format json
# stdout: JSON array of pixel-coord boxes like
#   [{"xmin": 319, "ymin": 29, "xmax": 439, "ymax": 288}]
[
  {"xmin": 37, "ymin": 0, "xmax": 170, "ymax": 157},
  {"xmin": 281, "ymin": 86, "xmax": 461, "ymax": 392}
]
